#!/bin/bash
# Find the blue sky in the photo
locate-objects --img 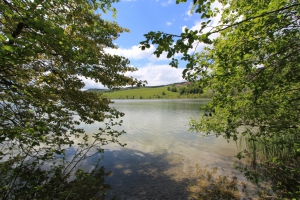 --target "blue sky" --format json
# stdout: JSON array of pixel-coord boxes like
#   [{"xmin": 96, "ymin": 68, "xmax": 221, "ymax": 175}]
[{"xmin": 83, "ymin": 0, "xmax": 221, "ymax": 89}]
